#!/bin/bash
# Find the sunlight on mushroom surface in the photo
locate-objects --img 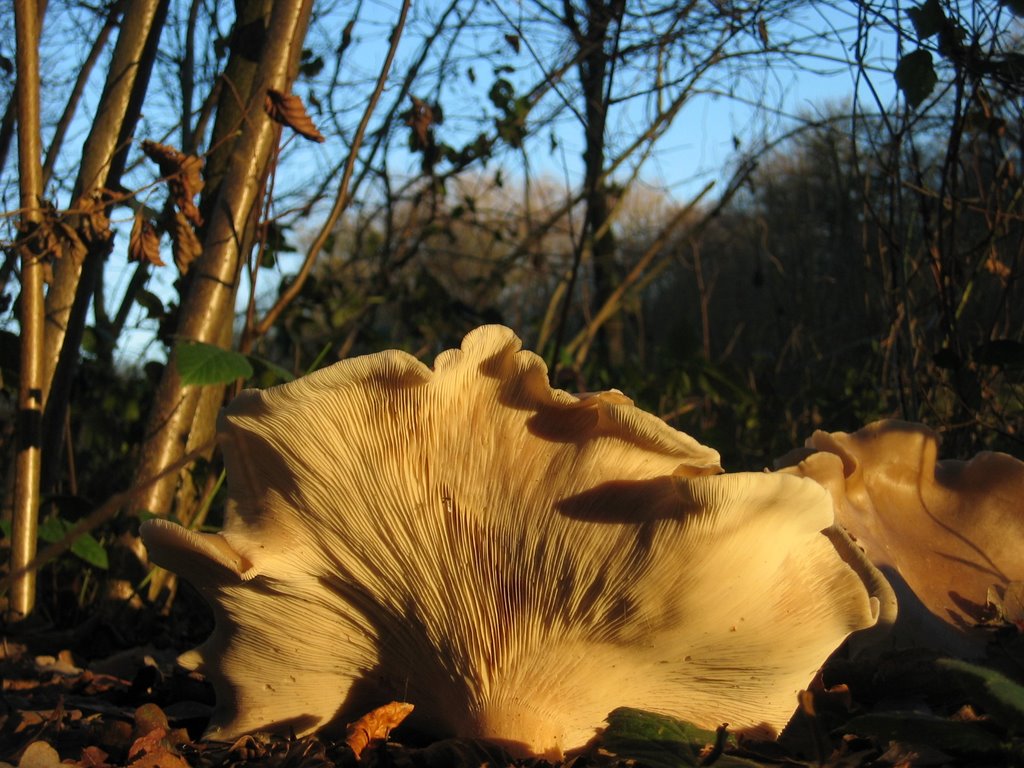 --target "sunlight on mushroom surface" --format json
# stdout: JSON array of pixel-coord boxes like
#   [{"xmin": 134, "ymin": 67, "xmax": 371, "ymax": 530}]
[
  {"xmin": 777, "ymin": 420, "xmax": 1024, "ymax": 656},
  {"xmin": 141, "ymin": 326, "xmax": 884, "ymax": 757}
]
